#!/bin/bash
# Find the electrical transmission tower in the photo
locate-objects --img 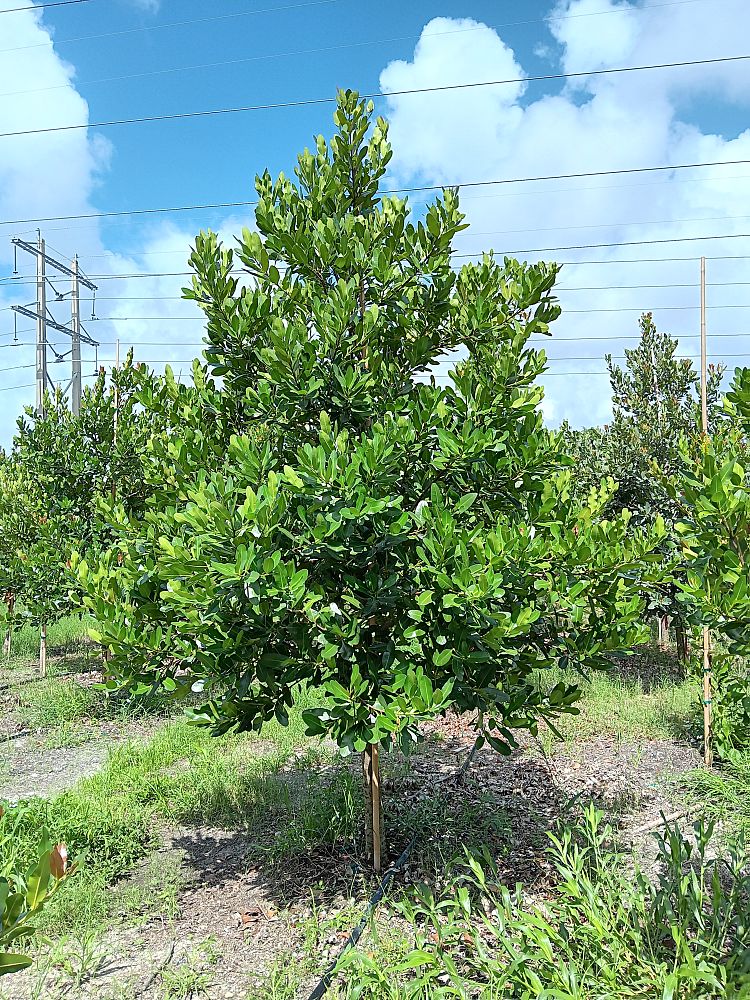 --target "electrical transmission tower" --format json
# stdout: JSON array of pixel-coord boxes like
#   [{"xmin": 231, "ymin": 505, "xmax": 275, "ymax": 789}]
[{"xmin": 11, "ymin": 233, "xmax": 99, "ymax": 416}]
